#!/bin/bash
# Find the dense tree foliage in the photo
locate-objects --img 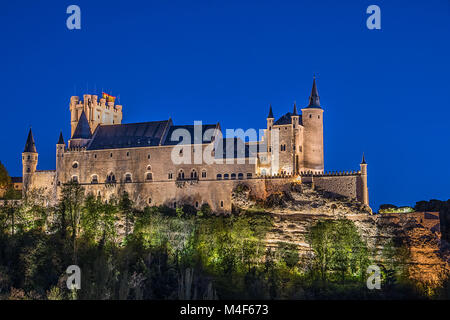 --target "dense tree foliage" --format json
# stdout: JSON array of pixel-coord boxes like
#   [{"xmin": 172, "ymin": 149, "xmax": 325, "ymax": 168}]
[
  {"xmin": 0, "ymin": 161, "xmax": 20, "ymax": 200},
  {"xmin": 0, "ymin": 186, "xmax": 444, "ymax": 299}
]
